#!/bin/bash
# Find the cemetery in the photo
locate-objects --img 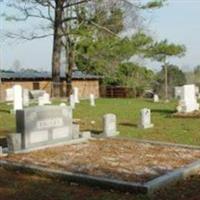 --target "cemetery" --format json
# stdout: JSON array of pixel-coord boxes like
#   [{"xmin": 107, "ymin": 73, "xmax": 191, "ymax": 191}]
[
  {"xmin": 1, "ymin": 1, "xmax": 200, "ymax": 199},
  {"xmin": 1, "ymin": 83, "xmax": 200, "ymax": 197}
]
